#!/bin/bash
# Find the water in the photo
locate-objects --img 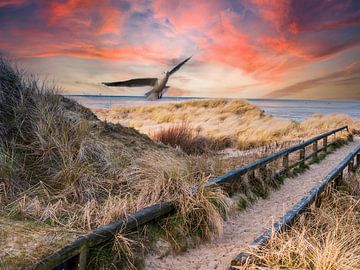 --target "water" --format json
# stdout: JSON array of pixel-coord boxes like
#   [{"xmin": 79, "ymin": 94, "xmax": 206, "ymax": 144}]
[
  {"xmin": 247, "ymin": 98, "xmax": 360, "ymax": 121},
  {"xmin": 66, "ymin": 95, "xmax": 360, "ymax": 122}
]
